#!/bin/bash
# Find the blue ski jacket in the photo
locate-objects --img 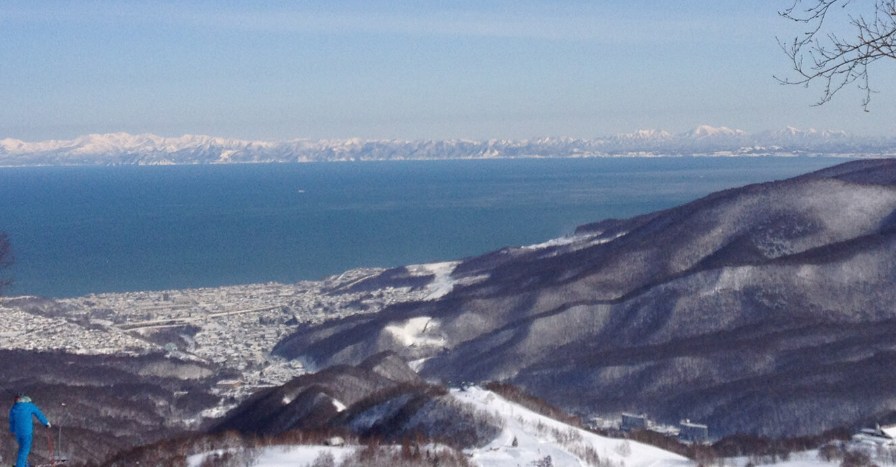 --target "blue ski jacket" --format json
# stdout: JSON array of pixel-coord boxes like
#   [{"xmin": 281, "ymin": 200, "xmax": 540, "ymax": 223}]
[{"xmin": 9, "ymin": 399, "xmax": 49, "ymax": 437}]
